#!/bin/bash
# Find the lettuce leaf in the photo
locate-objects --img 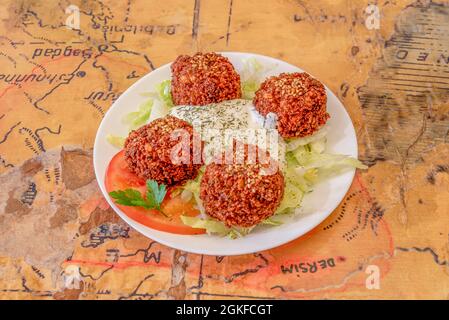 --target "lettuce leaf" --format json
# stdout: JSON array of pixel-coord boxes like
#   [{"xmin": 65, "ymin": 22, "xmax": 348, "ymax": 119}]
[
  {"xmin": 227, "ymin": 227, "xmax": 255, "ymax": 239},
  {"xmin": 143, "ymin": 80, "xmax": 173, "ymax": 122},
  {"xmin": 275, "ymin": 181, "xmax": 304, "ymax": 214},
  {"xmin": 180, "ymin": 215, "xmax": 230, "ymax": 235},
  {"xmin": 310, "ymin": 138, "xmax": 326, "ymax": 154},
  {"xmin": 122, "ymin": 80, "xmax": 174, "ymax": 131},
  {"xmin": 261, "ymin": 217, "xmax": 283, "ymax": 226},
  {"xmin": 106, "ymin": 134, "xmax": 126, "ymax": 148},
  {"xmin": 122, "ymin": 99, "xmax": 153, "ymax": 131},
  {"xmin": 279, "ymin": 131, "xmax": 367, "ymax": 213},
  {"xmin": 140, "ymin": 80, "xmax": 173, "ymax": 108},
  {"xmin": 284, "ymin": 136, "xmax": 367, "ymax": 192},
  {"xmin": 292, "ymin": 148, "xmax": 367, "ymax": 171},
  {"xmin": 182, "ymin": 167, "xmax": 205, "ymax": 215},
  {"xmin": 285, "ymin": 126, "xmax": 328, "ymax": 151},
  {"xmin": 240, "ymin": 58, "xmax": 265, "ymax": 99},
  {"xmin": 155, "ymin": 80, "xmax": 173, "ymax": 109},
  {"xmin": 180, "ymin": 215, "xmax": 255, "ymax": 238},
  {"xmin": 148, "ymin": 99, "xmax": 170, "ymax": 122},
  {"xmin": 283, "ymin": 153, "xmax": 314, "ymax": 192}
]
